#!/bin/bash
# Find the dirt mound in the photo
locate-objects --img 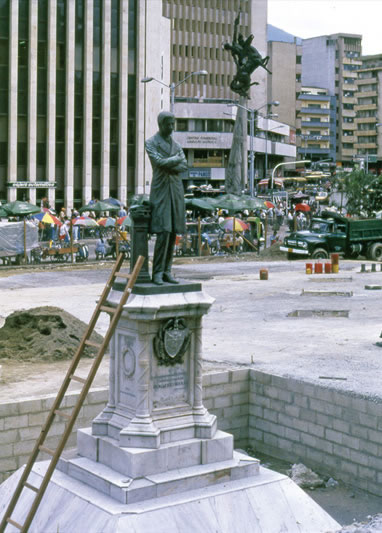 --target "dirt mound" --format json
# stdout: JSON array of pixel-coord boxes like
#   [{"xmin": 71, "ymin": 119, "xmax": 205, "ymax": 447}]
[
  {"xmin": 0, "ymin": 306, "xmax": 104, "ymax": 362},
  {"xmin": 258, "ymin": 242, "xmax": 285, "ymax": 259}
]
